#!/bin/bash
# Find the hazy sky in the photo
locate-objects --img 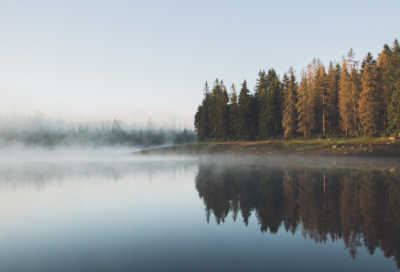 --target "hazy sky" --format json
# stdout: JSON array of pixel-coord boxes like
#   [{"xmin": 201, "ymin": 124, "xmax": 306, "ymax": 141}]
[{"xmin": 0, "ymin": 0, "xmax": 399, "ymax": 125}]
